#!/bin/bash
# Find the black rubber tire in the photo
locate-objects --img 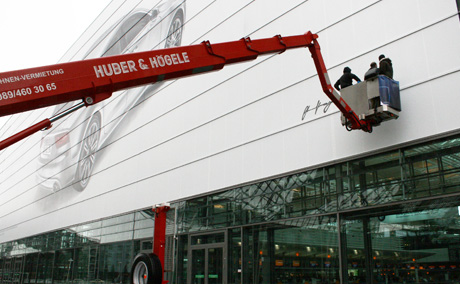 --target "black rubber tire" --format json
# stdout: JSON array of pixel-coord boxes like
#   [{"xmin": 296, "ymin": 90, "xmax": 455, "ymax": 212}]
[{"xmin": 130, "ymin": 253, "xmax": 163, "ymax": 284}]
